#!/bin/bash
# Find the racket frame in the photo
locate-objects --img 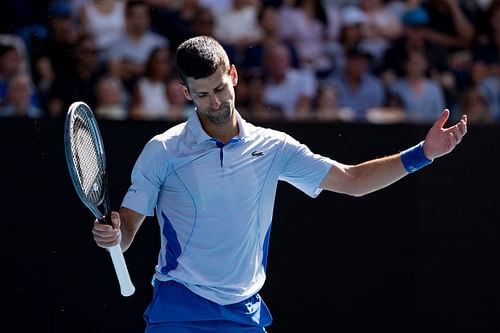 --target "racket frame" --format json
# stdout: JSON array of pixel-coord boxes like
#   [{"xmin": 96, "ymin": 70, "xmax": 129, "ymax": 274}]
[{"xmin": 64, "ymin": 101, "xmax": 135, "ymax": 297}]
